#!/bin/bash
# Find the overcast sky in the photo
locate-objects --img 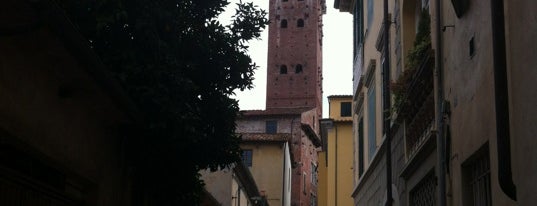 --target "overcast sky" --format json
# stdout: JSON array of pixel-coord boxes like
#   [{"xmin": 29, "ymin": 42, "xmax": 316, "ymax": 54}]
[{"xmin": 222, "ymin": 0, "xmax": 353, "ymax": 118}]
